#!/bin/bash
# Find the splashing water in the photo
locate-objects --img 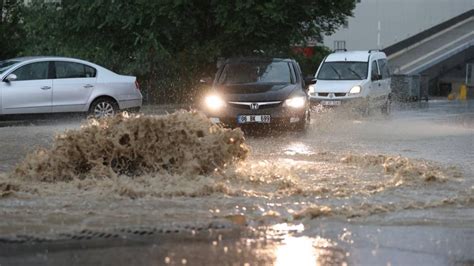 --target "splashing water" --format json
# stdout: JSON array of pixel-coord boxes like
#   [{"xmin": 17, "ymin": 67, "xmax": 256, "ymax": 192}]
[
  {"xmin": 0, "ymin": 108, "xmax": 472, "ymax": 238},
  {"xmin": 11, "ymin": 111, "xmax": 248, "ymax": 181}
]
